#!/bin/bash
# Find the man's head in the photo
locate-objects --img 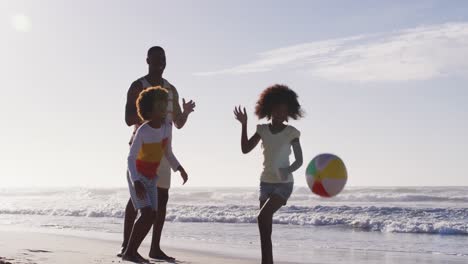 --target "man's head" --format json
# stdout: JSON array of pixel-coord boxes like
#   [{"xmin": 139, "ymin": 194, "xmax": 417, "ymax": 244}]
[{"xmin": 147, "ymin": 46, "xmax": 166, "ymax": 74}]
